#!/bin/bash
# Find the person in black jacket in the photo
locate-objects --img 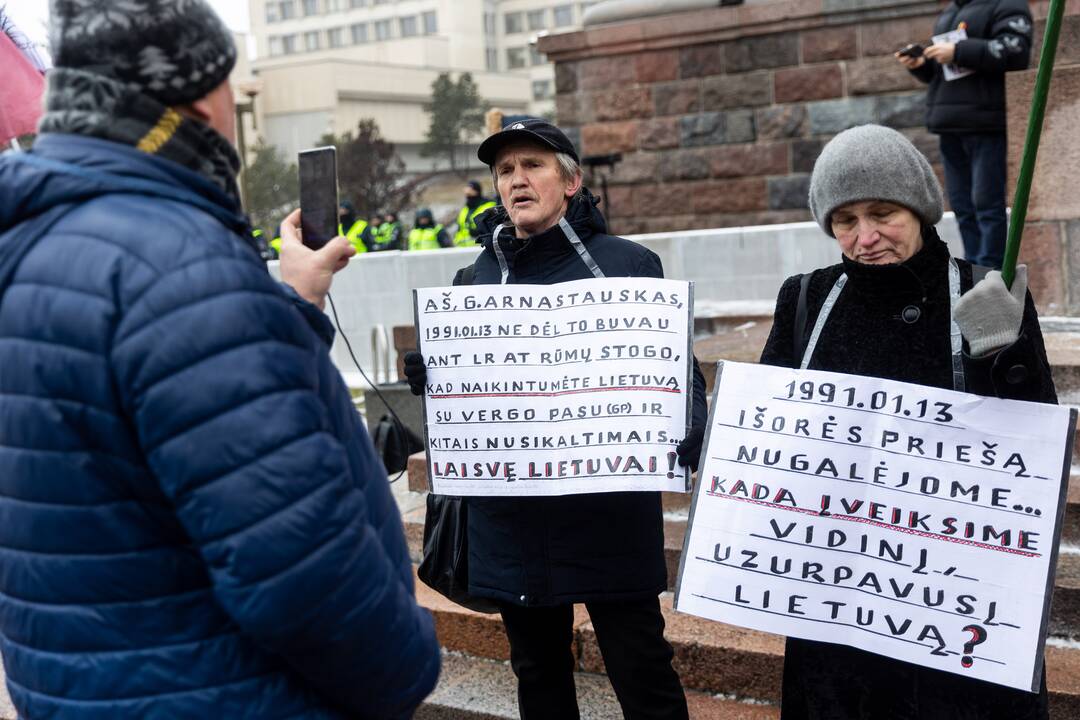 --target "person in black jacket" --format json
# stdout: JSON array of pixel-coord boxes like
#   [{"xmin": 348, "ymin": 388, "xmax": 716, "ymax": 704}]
[
  {"xmin": 405, "ymin": 118, "xmax": 708, "ymax": 719},
  {"xmin": 896, "ymin": 0, "xmax": 1033, "ymax": 269},
  {"xmin": 762, "ymin": 124, "xmax": 1053, "ymax": 720}
]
